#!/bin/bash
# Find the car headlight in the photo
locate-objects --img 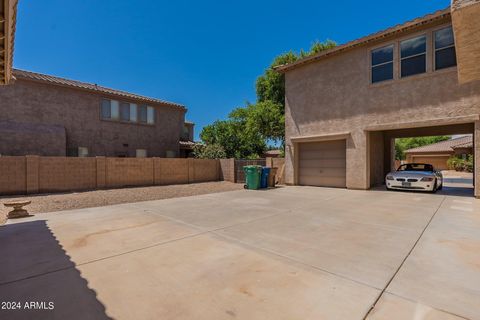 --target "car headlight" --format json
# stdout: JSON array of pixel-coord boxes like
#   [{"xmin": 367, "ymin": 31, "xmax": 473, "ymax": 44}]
[
  {"xmin": 386, "ymin": 175, "xmax": 394, "ymax": 180},
  {"xmin": 421, "ymin": 177, "xmax": 434, "ymax": 182}
]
